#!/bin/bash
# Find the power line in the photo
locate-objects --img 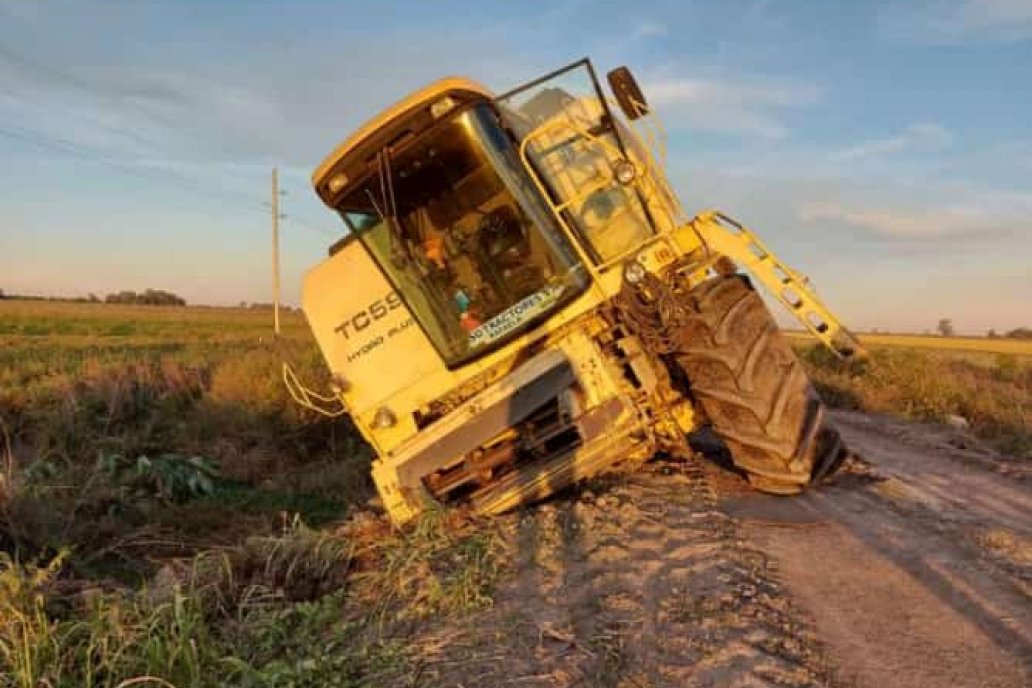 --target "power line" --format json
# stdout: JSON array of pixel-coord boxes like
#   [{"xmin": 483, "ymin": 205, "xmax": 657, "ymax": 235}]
[
  {"xmin": 0, "ymin": 124, "xmax": 258, "ymax": 207},
  {"xmin": 0, "ymin": 124, "xmax": 339, "ymax": 240},
  {"xmin": 272, "ymin": 167, "xmax": 282, "ymax": 335},
  {"xmin": 0, "ymin": 41, "xmax": 185, "ymax": 134},
  {"xmin": 0, "ymin": 39, "xmax": 258, "ymax": 191},
  {"xmin": 0, "ymin": 39, "xmax": 341, "ymax": 241}
]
